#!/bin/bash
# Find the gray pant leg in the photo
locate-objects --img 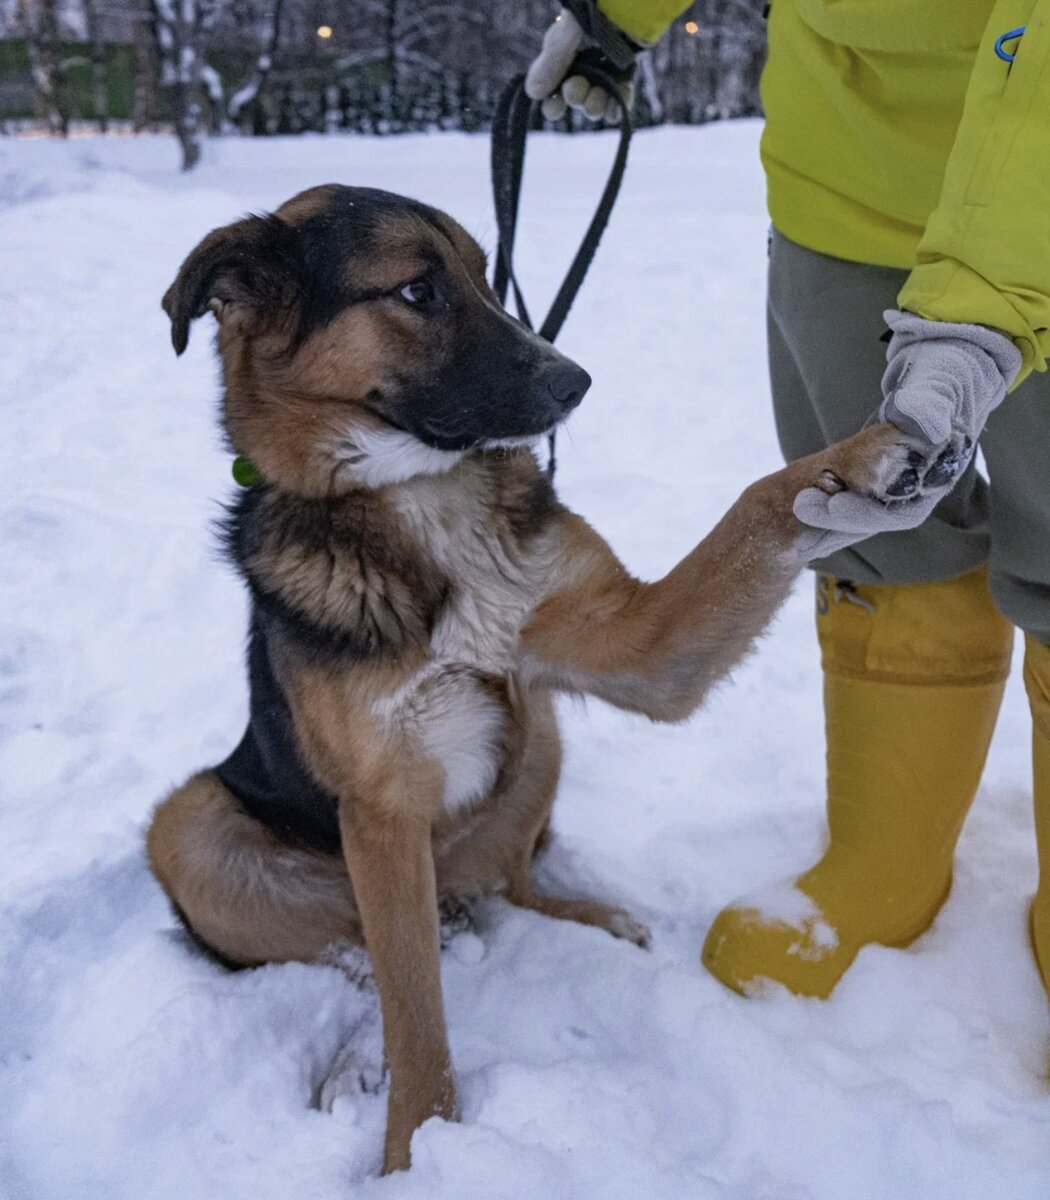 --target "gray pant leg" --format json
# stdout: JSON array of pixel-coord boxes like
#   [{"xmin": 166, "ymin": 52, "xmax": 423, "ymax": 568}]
[
  {"xmin": 981, "ymin": 378, "xmax": 1050, "ymax": 643},
  {"xmin": 768, "ymin": 230, "xmax": 991, "ymax": 585}
]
